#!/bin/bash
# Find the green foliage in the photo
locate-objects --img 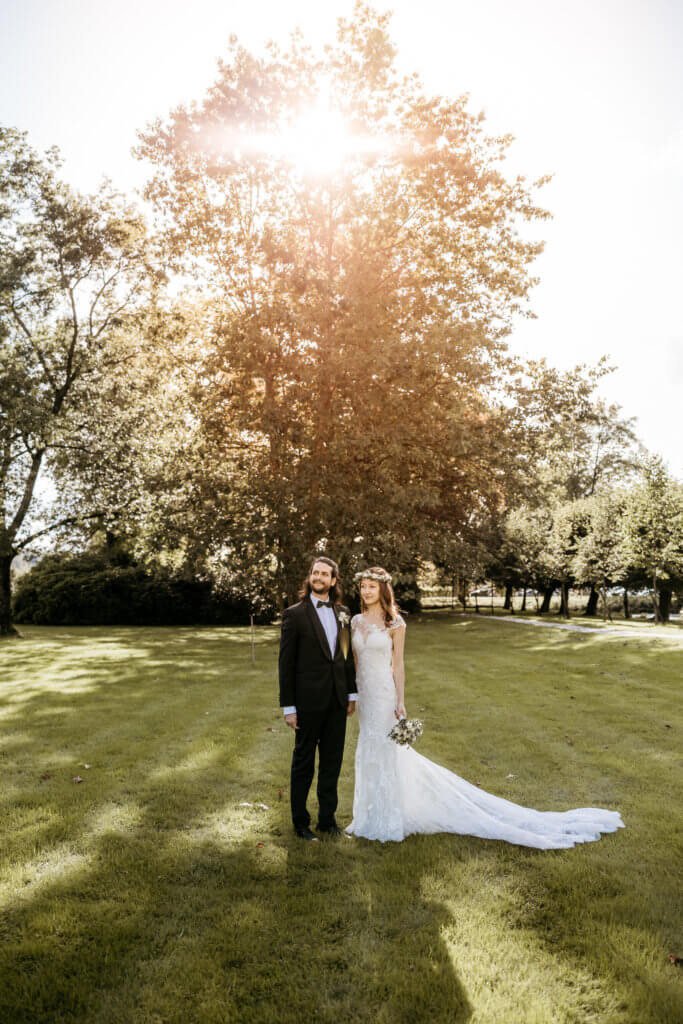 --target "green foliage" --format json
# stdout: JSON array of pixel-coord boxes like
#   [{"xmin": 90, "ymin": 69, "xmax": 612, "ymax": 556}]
[
  {"xmin": 621, "ymin": 458, "xmax": 683, "ymax": 622},
  {"xmin": 572, "ymin": 493, "xmax": 629, "ymax": 618},
  {"xmin": 509, "ymin": 357, "xmax": 642, "ymax": 504},
  {"xmin": 11, "ymin": 551, "xmax": 276, "ymax": 626},
  {"xmin": 0, "ymin": 125, "xmax": 160, "ymax": 633}
]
